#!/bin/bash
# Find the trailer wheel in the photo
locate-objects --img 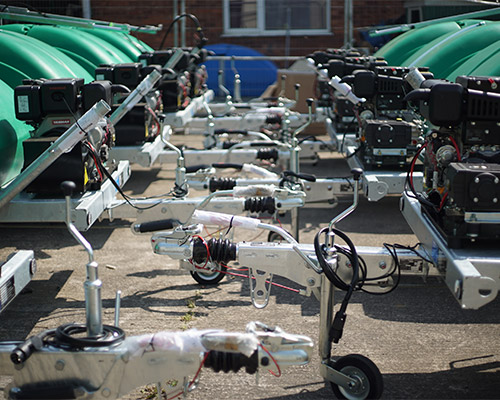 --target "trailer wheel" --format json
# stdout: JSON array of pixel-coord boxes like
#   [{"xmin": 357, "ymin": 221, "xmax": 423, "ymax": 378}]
[
  {"xmin": 267, "ymin": 231, "xmax": 284, "ymax": 242},
  {"xmin": 330, "ymin": 354, "xmax": 383, "ymax": 400},
  {"xmin": 191, "ymin": 265, "xmax": 226, "ymax": 285}
]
